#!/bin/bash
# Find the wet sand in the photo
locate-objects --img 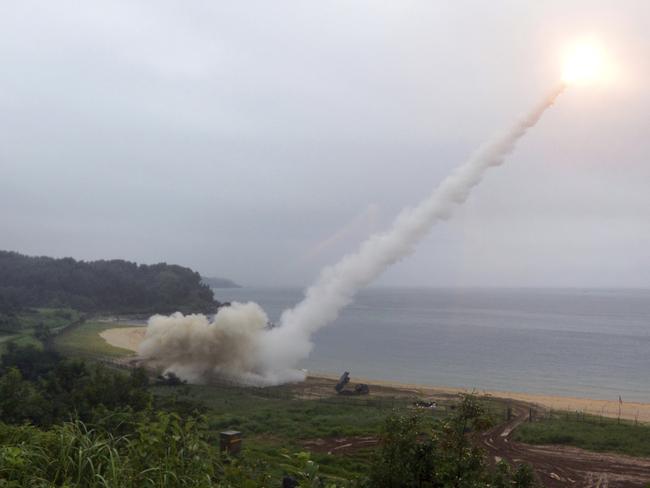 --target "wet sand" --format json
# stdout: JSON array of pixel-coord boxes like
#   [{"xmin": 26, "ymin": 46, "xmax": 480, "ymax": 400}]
[{"xmin": 100, "ymin": 326, "xmax": 650, "ymax": 422}]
